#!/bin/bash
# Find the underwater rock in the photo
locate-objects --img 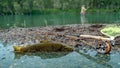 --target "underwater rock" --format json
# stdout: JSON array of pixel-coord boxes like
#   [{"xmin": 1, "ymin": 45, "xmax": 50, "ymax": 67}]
[{"xmin": 13, "ymin": 42, "xmax": 74, "ymax": 53}]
